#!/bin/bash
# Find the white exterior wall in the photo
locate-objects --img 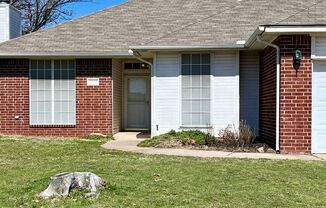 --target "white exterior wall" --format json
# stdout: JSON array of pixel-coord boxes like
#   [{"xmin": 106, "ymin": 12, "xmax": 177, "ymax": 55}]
[
  {"xmin": 211, "ymin": 51, "xmax": 240, "ymax": 135},
  {"xmin": 0, "ymin": 4, "xmax": 10, "ymax": 42},
  {"xmin": 153, "ymin": 51, "xmax": 240, "ymax": 136},
  {"xmin": 112, "ymin": 59, "xmax": 123, "ymax": 134},
  {"xmin": 240, "ymin": 51, "xmax": 260, "ymax": 135},
  {"xmin": 152, "ymin": 53, "xmax": 181, "ymax": 136},
  {"xmin": 0, "ymin": 4, "xmax": 21, "ymax": 43}
]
